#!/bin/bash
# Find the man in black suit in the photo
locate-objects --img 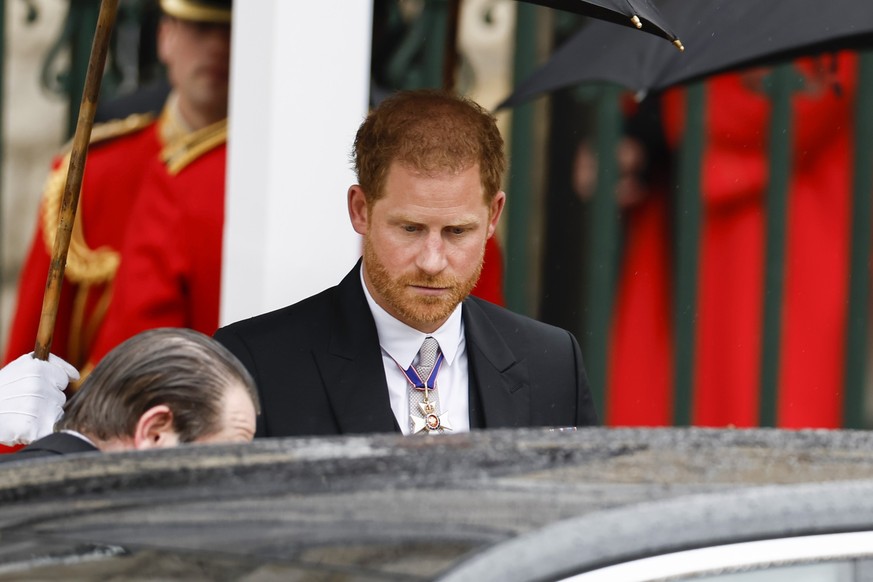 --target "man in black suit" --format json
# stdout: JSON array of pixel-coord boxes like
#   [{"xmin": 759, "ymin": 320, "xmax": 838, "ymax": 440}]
[
  {"xmin": 1, "ymin": 329, "xmax": 258, "ymax": 461},
  {"xmin": 214, "ymin": 90, "xmax": 598, "ymax": 437}
]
